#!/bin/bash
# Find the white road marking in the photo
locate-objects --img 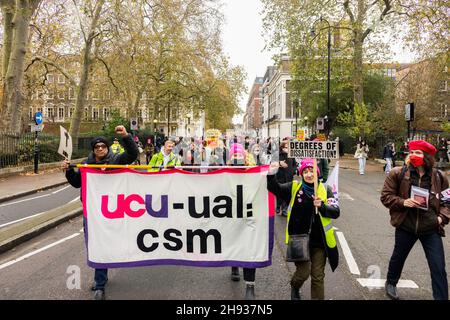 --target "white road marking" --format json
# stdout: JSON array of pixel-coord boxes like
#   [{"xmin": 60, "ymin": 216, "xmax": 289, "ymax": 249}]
[
  {"xmin": 0, "ymin": 211, "xmax": 47, "ymax": 229},
  {"xmin": 339, "ymin": 192, "xmax": 354, "ymax": 201},
  {"xmin": 0, "ymin": 185, "xmax": 71, "ymax": 208},
  {"xmin": 69, "ymin": 196, "xmax": 80, "ymax": 203},
  {"xmin": 0, "ymin": 233, "xmax": 80, "ymax": 271},
  {"xmin": 357, "ymin": 278, "xmax": 419, "ymax": 289},
  {"xmin": 51, "ymin": 185, "xmax": 70, "ymax": 194},
  {"xmin": 335, "ymin": 231, "xmax": 360, "ymax": 275},
  {"xmin": 0, "ymin": 194, "xmax": 50, "ymax": 208}
]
